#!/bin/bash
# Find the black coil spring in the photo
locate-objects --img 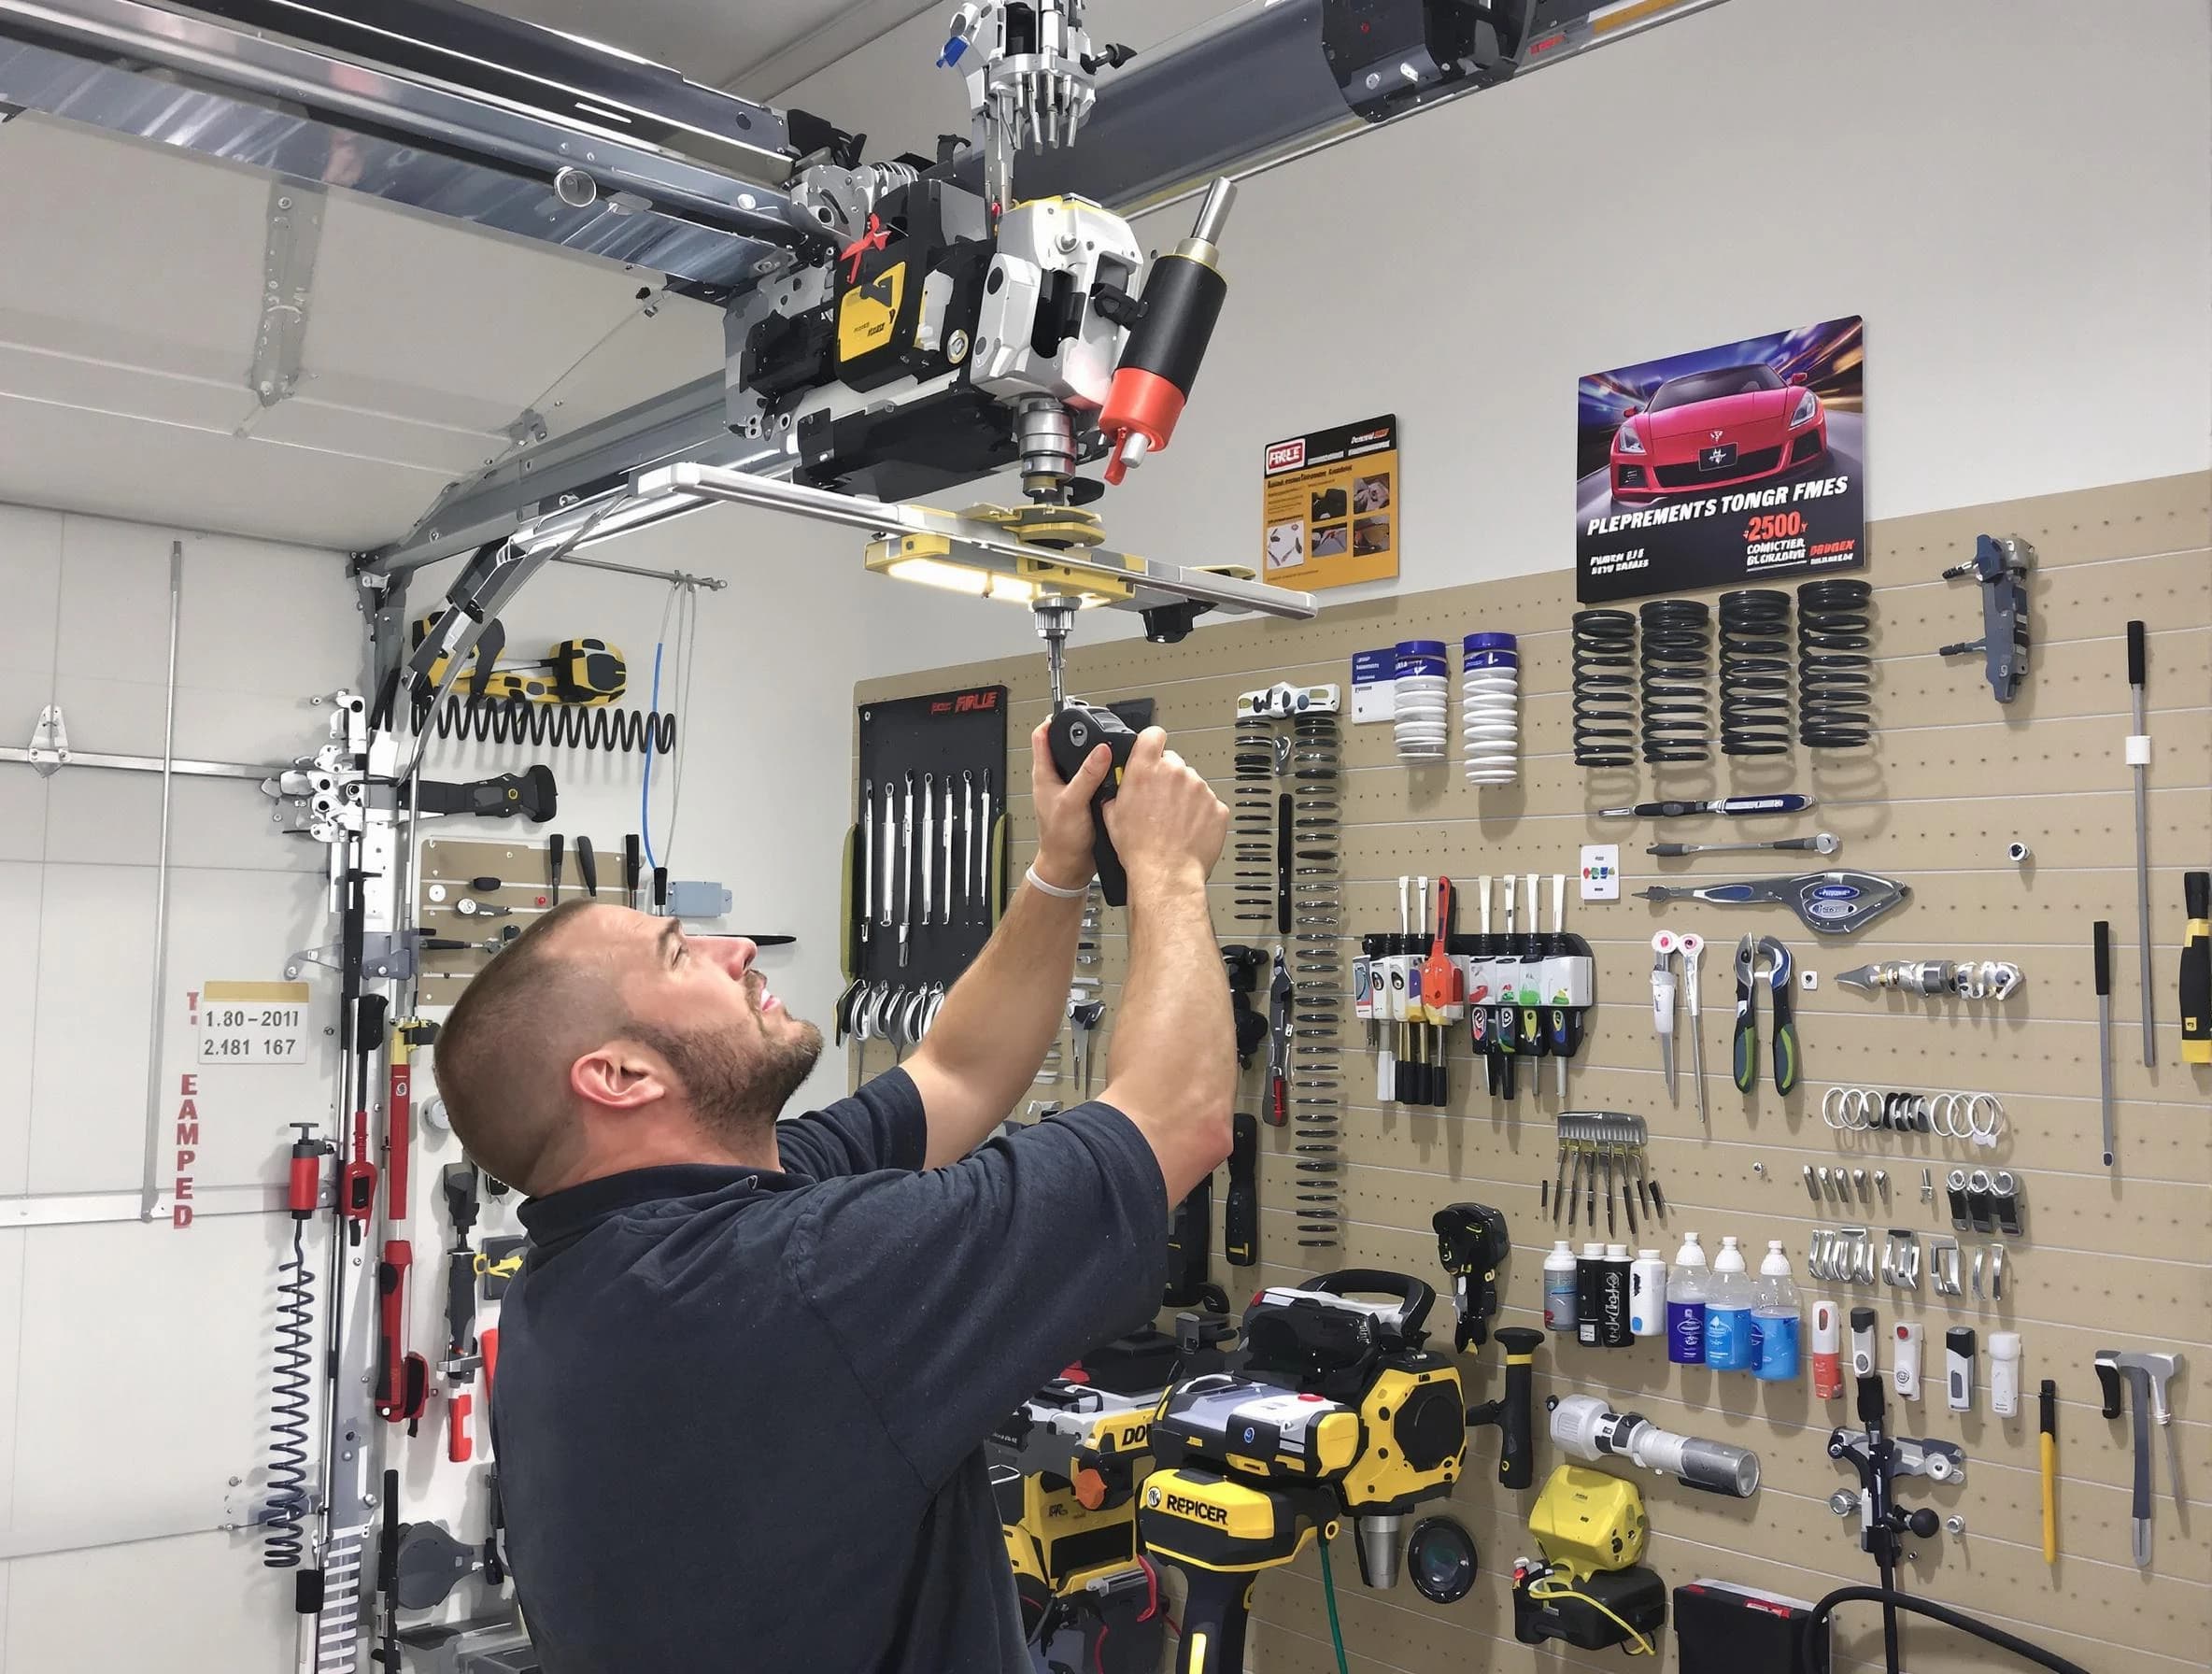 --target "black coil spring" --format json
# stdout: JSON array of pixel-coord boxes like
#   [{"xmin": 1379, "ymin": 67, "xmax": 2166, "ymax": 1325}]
[
  {"xmin": 1231, "ymin": 715, "xmax": 1275, "ymax": 925},
  {"xmin": 1570, "ymin": 610, "xmax": 1638, "ymax": 768},
  {"xmin": 420, "ymin": 694, "xmax": 676, "ymax": 756},
  {"xmin": 1718, "ymin": 589, "xmax": 1794, "ymax": 755},
  {"xmin": 1797, "ymin": 578, "xmax": 1876, "ymax": 748},
  {"xmin": 262, "ymin": 1222, "xmax": 314, "ymax": 1568},
  {"xmin": 1638, "ymin": 598, "xmax": 1712, "ymax": 762}
]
